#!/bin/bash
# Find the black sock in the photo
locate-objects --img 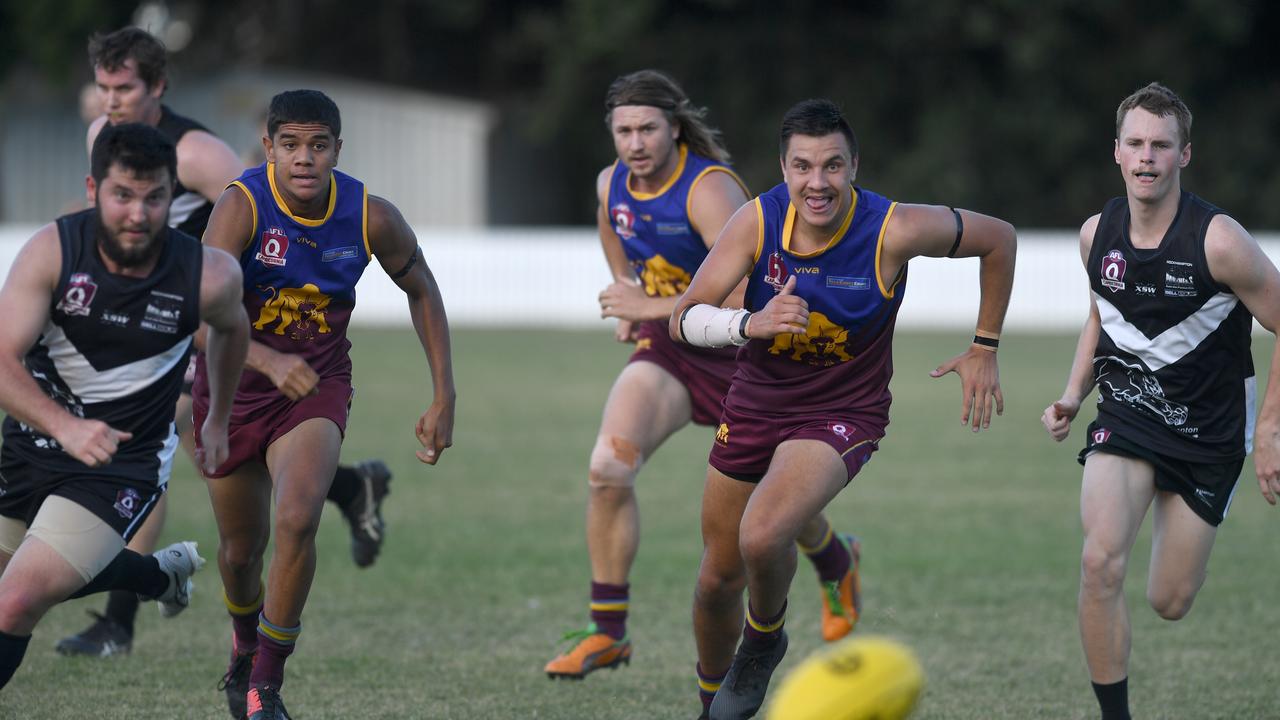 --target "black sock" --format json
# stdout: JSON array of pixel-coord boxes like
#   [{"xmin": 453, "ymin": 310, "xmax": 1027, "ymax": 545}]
[
  {"xmin": 0, "ymin": 630, "xmax": 31, "ymax": 690},
  {"xmin": 104, "ymin": 589, "xmax": 141, "ymax": 634},
  {"xmin": 1092, "ymin": 678, "xmax": 1131, "ymax": 720},
  {"xmin": 66, "ymin": 550, "xmax": 167, "ymax": 600},
  {"xmin": 326, "ymin": 465, "xmax": 359, "ymax": 506}
]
